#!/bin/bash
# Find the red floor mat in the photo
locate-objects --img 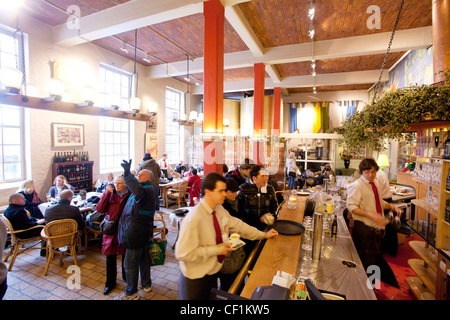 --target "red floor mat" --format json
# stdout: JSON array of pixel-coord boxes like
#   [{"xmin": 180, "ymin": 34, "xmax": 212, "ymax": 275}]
[{"xmin": 375, "ymin": 233, "xmax": 423, "ymax": 300}]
